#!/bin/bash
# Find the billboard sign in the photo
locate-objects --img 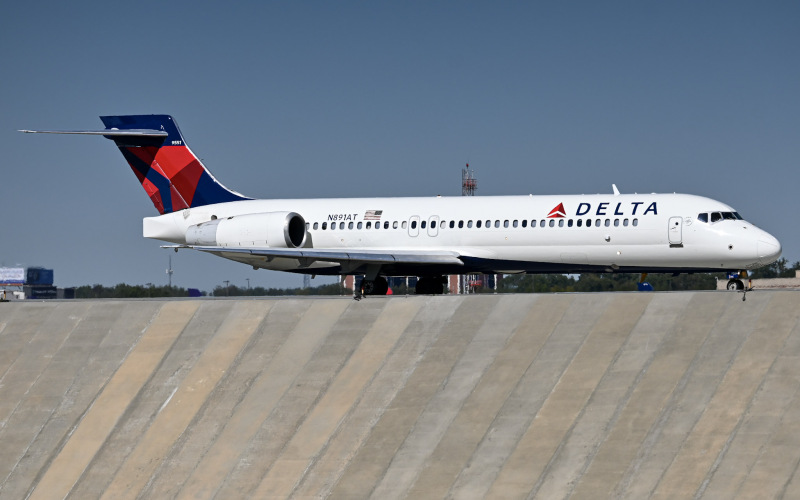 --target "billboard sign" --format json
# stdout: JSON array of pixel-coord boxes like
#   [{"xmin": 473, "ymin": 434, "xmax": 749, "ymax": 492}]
[{"xmin": 0, "ymin": 268, "xmax": 25, "ymax": 285}]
